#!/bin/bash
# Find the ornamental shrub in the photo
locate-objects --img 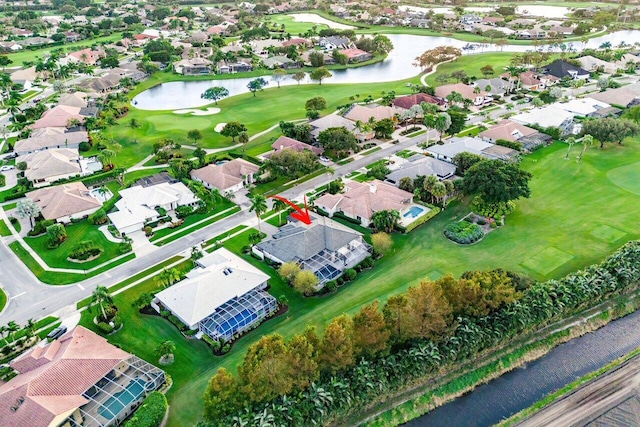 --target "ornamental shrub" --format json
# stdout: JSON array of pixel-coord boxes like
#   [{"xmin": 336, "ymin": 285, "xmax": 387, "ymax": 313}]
[
  {"xmin": 122, "ymin": 392, "xmax": 167, "ymax": 427},
  {"xmin": 470, "ymin": 196, "xmax": 515, "ymax": 220},
  {"xmin": 444, "ymin": 221, "xmax": 484, "ymax": 244},
  {"xmin": 97, "ymin": 322, "xmax": 113, "ymax": 334},
  {"xmin": 68, "ymin": 240, "xmax": 101, "ymax": 260}
]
